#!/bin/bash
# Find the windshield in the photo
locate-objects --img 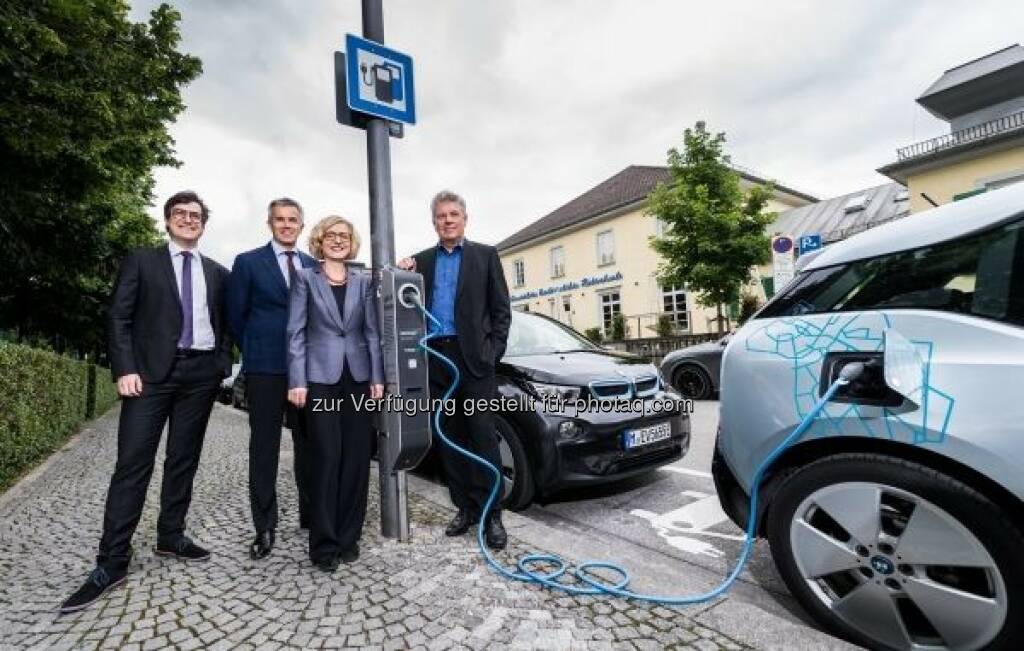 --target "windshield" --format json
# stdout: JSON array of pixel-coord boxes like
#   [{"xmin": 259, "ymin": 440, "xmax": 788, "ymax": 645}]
[{"xmin": 504, "ymin": 311, "xmax": 599, "ymax": 356}]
